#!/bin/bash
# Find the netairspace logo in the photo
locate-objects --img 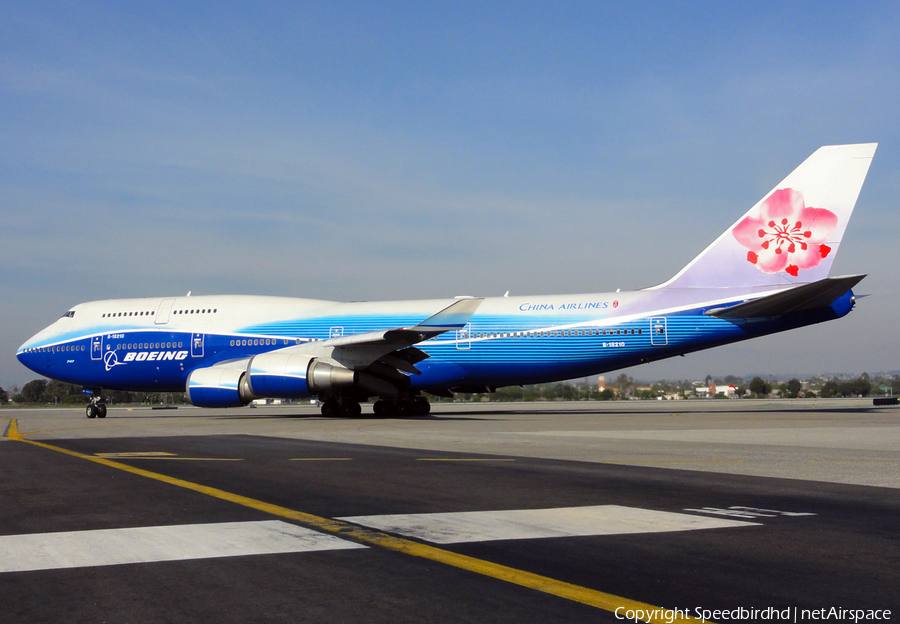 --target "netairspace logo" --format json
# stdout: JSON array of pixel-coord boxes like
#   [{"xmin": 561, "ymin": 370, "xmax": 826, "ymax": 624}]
[{"xmin": 614, "ymin": 606, "xmax": 892, "ymax": 623}]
